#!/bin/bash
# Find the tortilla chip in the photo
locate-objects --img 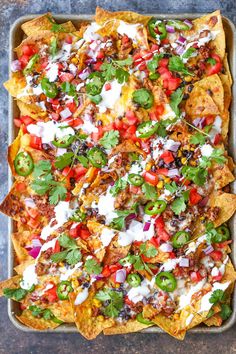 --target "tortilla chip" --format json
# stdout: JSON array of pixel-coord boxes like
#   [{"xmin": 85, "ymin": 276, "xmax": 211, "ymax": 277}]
[
  {"xmin": 148, "ymin": 312, "xmax": 186, "ymax": 340},
  {"xmin": 11, "ymin": 231, "xmax": 32, "ymax": 263},
  {"xmin": 211, "ymin": 192, "xmax": 236, "ymax": 227},
  {"xmin": 8, "ymin": 130, "xmax": 23, "ymax": 175},
  {"xmin": 0, "ymin": 275, "xmax": 22, "ymax": 296},
  {"xmin": 17, "ymin": 100, "xmax": 47, "ymax": 121},
  {"xmin": 70, "ymin": 286, "xmax": 115, "ymax": 339},
  {"xmin": 185, "ymin": 87, "xmax": 220, "ymax": 117},
  {"xmin": 4, "ymin": 72, "xmax": 27, "ymax": 99},
  {"xmin": 204, "ymin": 313, "xmax": 222, "ymax": 326},
  {"xmin": 212, "ymin": 163, "xmax": 235, "ymax": 189},
  {"xmin": 95, "ymin": 7, "xmax": 151, "ymax": 26},
  {"xmin": 50, "ymin": 301, "xmax": 74, "ymax": 323},
  {"xmin": 16, "ymin": 309, "xmax": 60, "ymax": 330},
  {"xmin": 103, "ymin": 319, "xmax": 152, "ymax": 335}
]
